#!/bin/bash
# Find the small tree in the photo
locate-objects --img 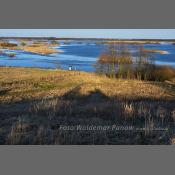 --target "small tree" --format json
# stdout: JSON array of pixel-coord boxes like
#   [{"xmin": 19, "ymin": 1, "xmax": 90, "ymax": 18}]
[
  {"xmin": 135, "ymin": 45, "xmax": 154, "ymax": 81},
  {"xmin": 96, "ymin": 43, "xmax": 132, "ymax": 78},
  {"xmin": 21, "ymin": 42, "xmax": 26, "ymax": 46}
]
